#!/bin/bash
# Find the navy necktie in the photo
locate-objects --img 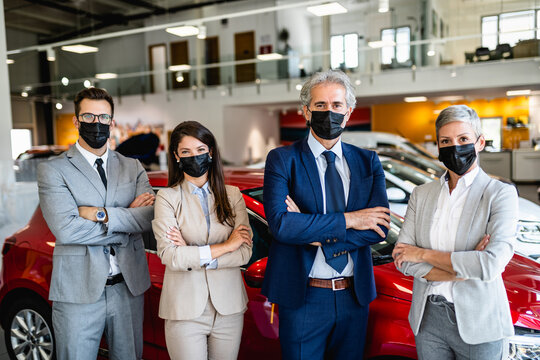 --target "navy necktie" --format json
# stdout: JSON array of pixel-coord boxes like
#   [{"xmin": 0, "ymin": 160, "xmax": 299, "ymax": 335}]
[
  {"xmin": 322, "ymin": 151, "xmax": 347, "ymax": 273},
  {"xmin": 95, "ymin": 158, "xmax": 107, "ymax": 189}
]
